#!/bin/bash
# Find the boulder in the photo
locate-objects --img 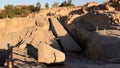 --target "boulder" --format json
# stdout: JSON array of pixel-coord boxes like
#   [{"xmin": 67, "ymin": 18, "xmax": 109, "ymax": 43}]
[
  {"xmin": 85, "ymin": 2, "xmax": 98, "ymax": 8},
  {"xmin": 106, "ymin": 4, "xmax": 115, "ymax": 11},
  {"xmin": 38, "ymin": 43, "xmax": 65, "ymax": 64},
  {"xmin": 87, "ymin": 32, "xmax": 120, "ymax": 60}
]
